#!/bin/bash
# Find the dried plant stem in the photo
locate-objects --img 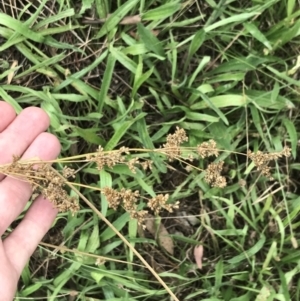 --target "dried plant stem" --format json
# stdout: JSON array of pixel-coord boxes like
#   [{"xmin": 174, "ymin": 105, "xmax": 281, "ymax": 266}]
[
  {"xmin": 50, "ymin": 167, "xmax": 180, "ymax": 301},
  {"xmin": 39, "ymin": 242, "xmax": 145, "ymax": 267}
]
